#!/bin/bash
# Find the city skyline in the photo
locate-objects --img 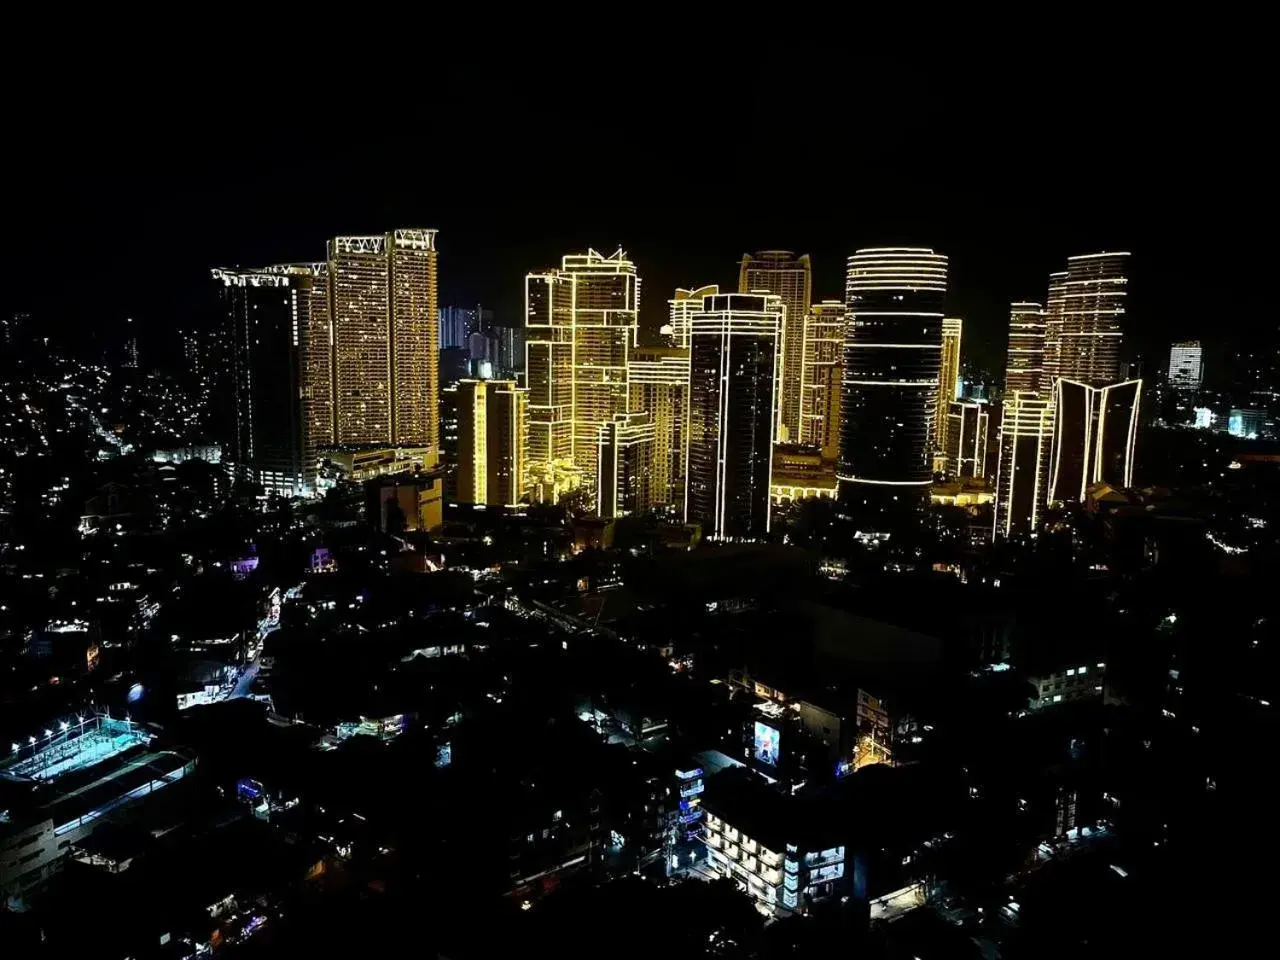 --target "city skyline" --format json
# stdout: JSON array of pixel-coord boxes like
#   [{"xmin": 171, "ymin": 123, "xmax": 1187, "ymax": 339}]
[{"xmin": 2, "ymin": 62, "xmax": 1276, "ymax": 957}]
